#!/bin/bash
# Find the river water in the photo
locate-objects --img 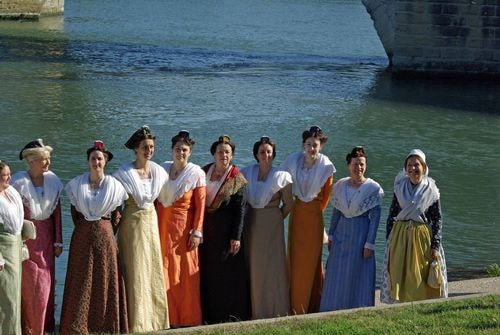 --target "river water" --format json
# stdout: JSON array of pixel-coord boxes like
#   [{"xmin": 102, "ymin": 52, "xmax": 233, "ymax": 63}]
[{"xmin": 1, "ymin": 0, "xmax": 499, "ymax": 320}]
